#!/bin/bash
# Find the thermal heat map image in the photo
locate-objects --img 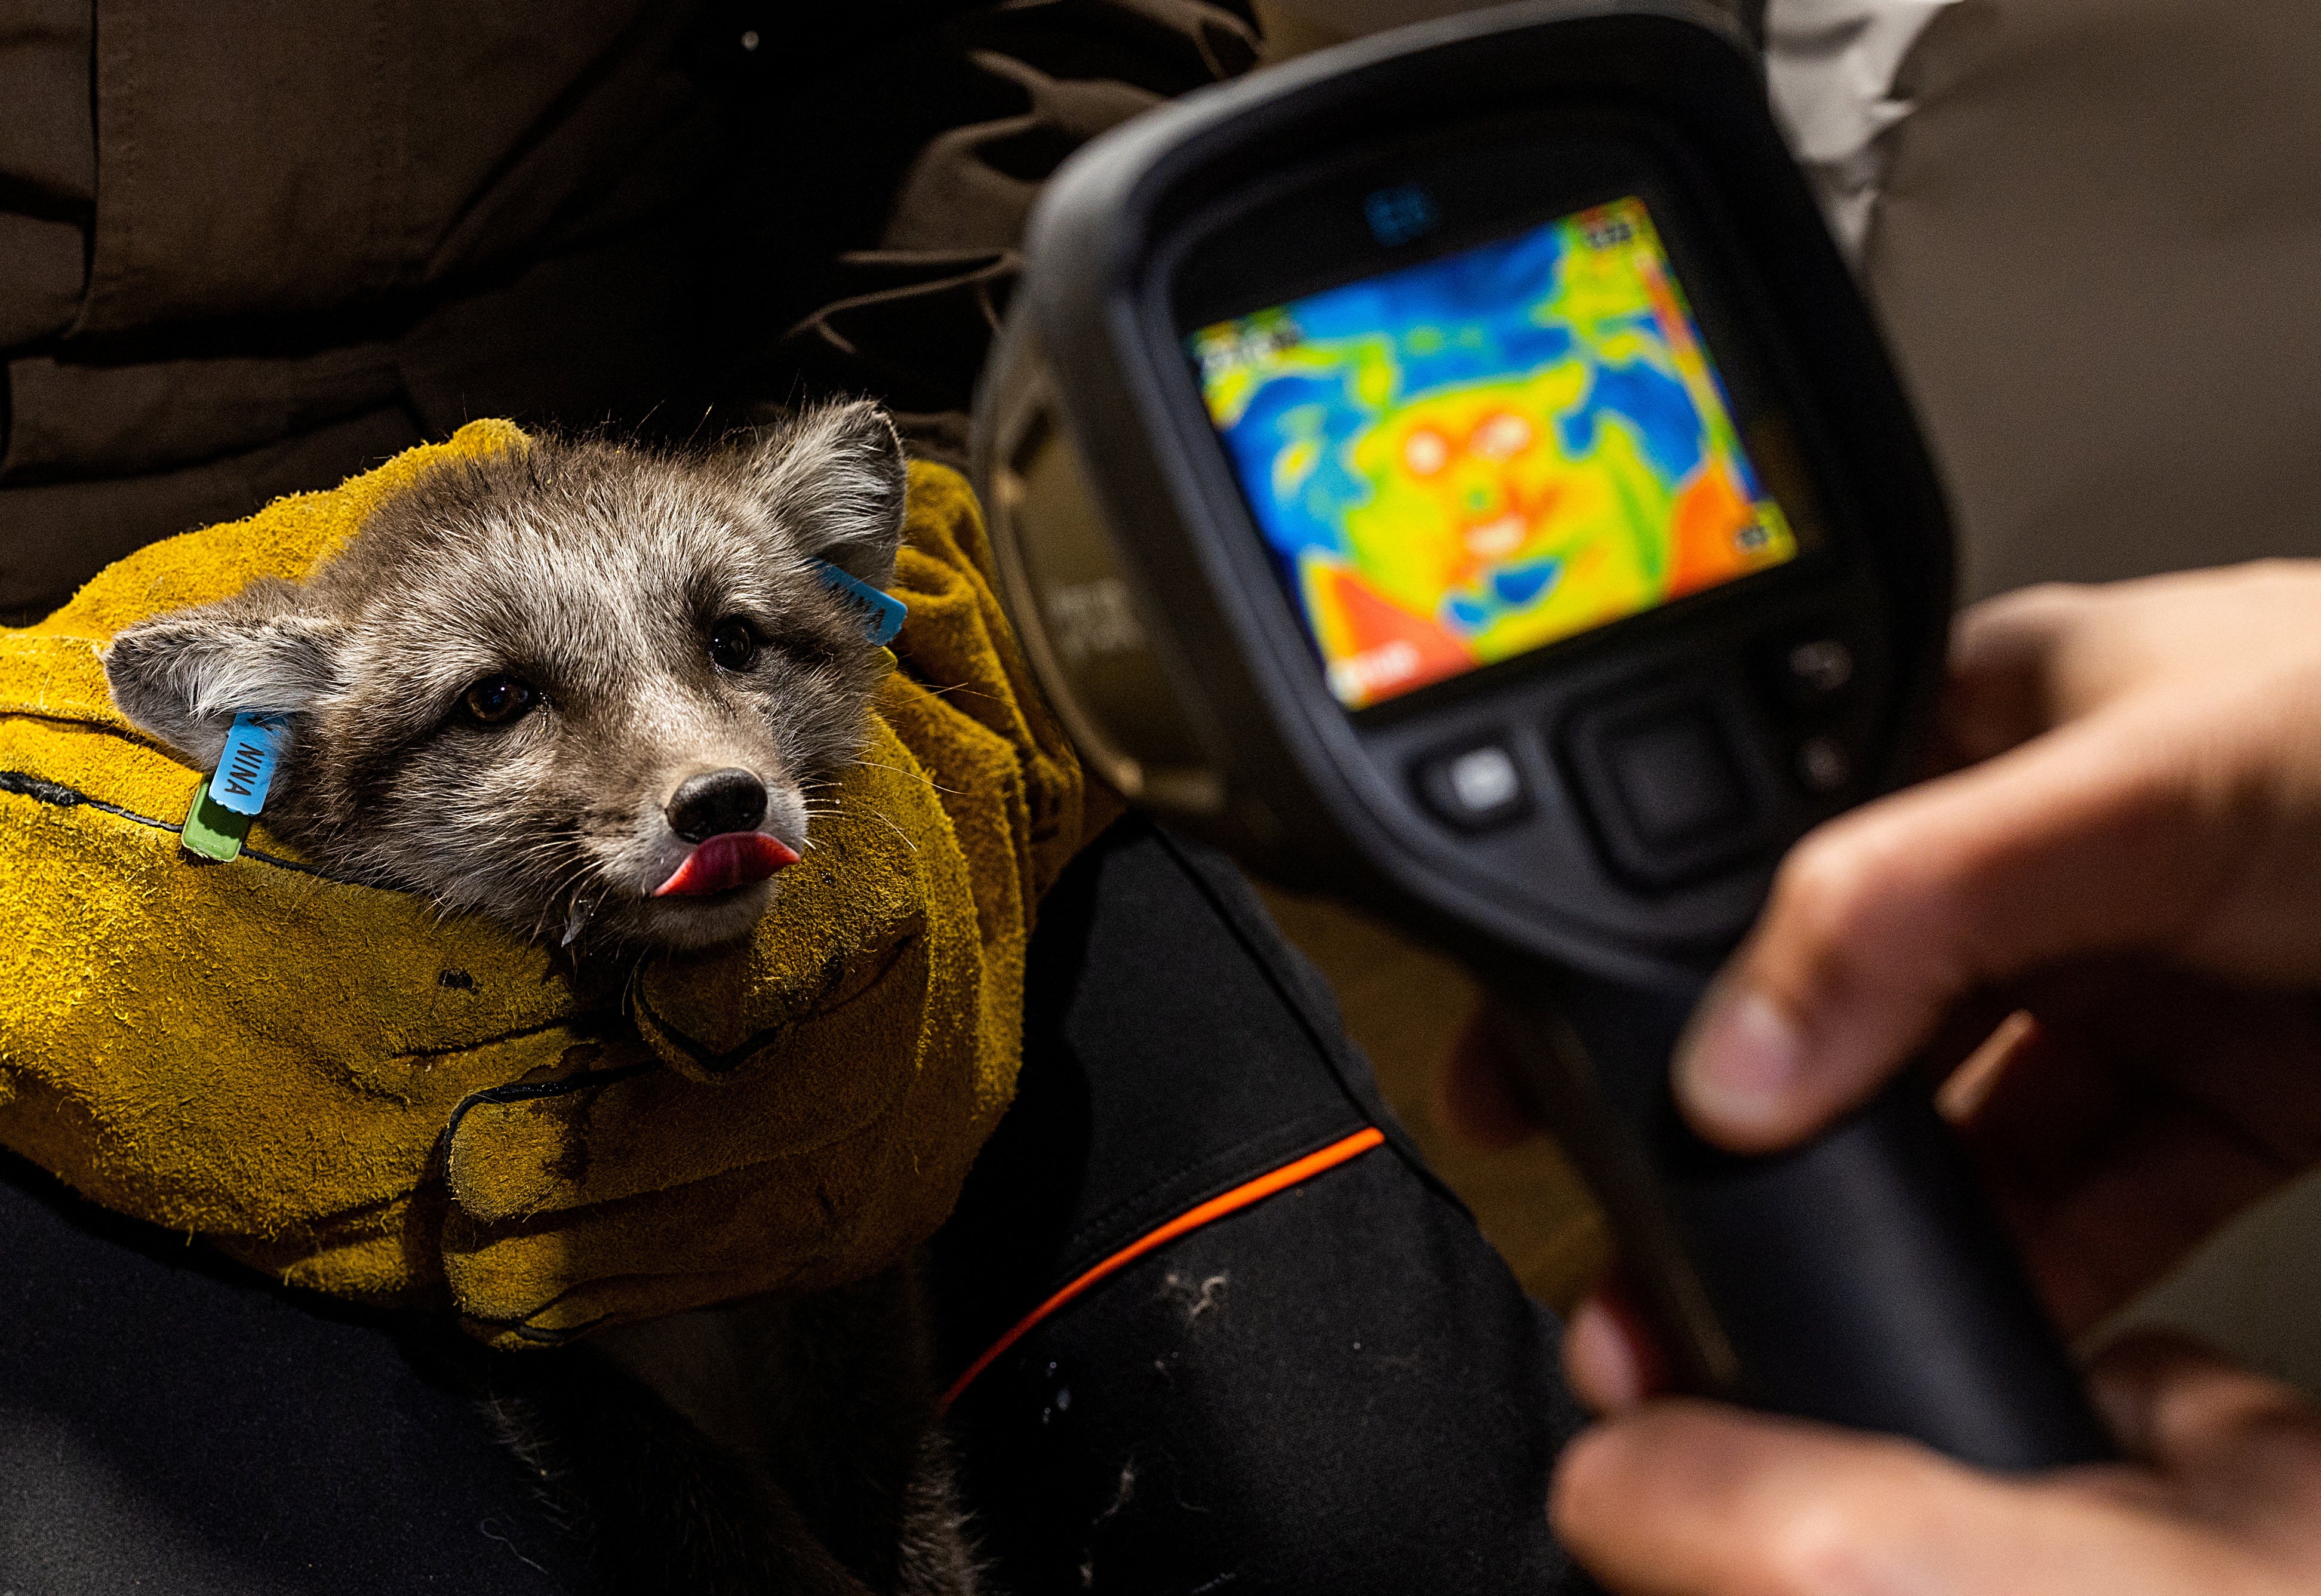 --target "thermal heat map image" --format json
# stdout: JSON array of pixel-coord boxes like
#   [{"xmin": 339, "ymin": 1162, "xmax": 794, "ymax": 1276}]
[{"xmin": 1190, "ymin": 196, "xmax": 1798, "ymax": 710}]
